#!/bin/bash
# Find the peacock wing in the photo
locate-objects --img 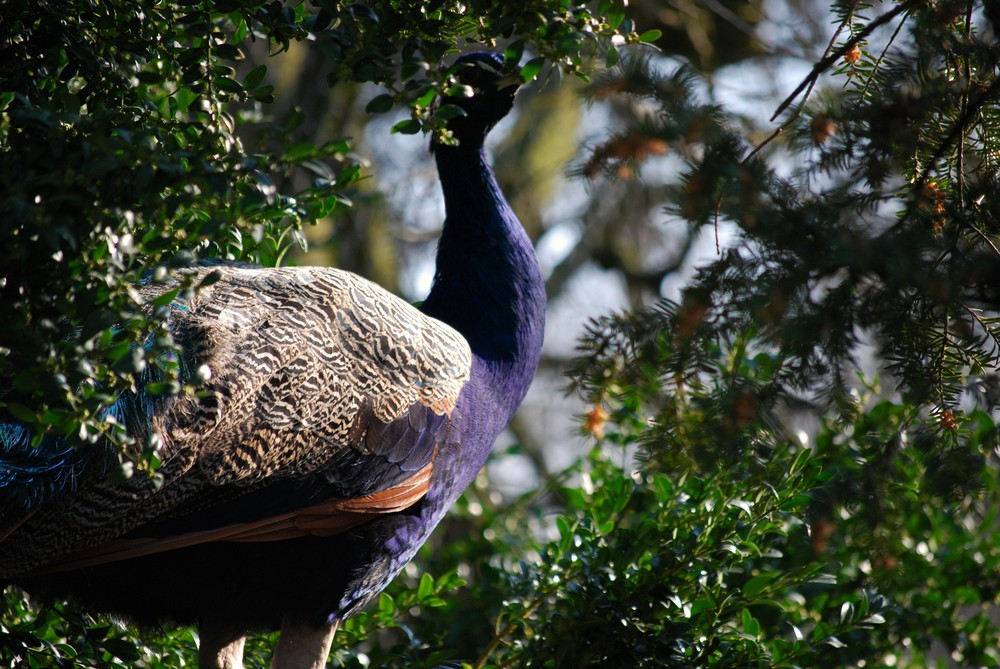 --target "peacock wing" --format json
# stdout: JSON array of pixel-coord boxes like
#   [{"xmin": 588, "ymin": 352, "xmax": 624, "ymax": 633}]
[
  {"xmin": 165, "ymin": 265, "xmax": 469, "ymax": 482},
  {"xmin": 1, "ymin": 264, "xmax": 471, "ymax": 575}
]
